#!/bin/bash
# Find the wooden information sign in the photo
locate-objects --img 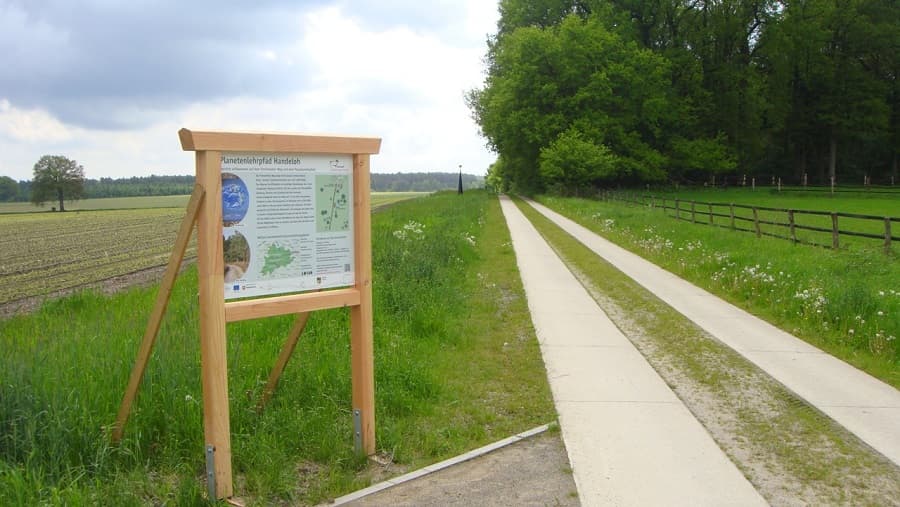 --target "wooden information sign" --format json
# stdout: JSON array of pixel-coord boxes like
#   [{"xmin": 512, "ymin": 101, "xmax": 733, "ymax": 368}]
[{"xmin": 112, "ymin": 129, "xmax": 381, "ymax": 501}]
